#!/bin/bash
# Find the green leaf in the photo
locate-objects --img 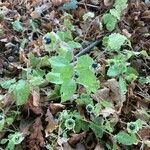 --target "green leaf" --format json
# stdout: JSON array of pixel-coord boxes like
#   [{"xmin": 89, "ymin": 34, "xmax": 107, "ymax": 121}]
[
  {"xmin": 46, "ymin": 72, "xmax": 63, "ymax": 84},
  {"xmin": 62, "ymin": 0, "xmax": 78, "ymax": 10},
  {"xmin": 9, "ymin": 132, "xmax": 24, "ymax": 145},
  {"xmin": 67, "ymin": 41, "xmax": 82, "ymax": 49},
  {"xmin": 83, "ymin": 12, "xmax": 95, "ymax": 21},
  {"xmin": 13, "ymin": 80, "xmax": 30, "ymax": 106},
  {"xmin": 140, "ymin": 50, "xmax": 148, "ymax": 57},
  {"xmin": 139, "ymin": 76, "xmax": 150, "ymax": 84},
  {"xmin": 37, "ymin": 55, "xmax": 50, "ymax": 68},
  {"xmin": 74, "ymin": 119, "xmax": 89, "ymax": 133},
  {"xmin": 116, "ymin": 131, "xmax": 137, "ymax": 145},
  {"xmin": 119, "ymin": 76, "xmax": 127, "ymax": 94},
  {"xmin": 76, "ymin": 68, "xmax": 99, "ymax": 93},
  {"xmin": 20, "ymin": 38, "xmax": 28, "ymax": 49},
  {"xmin": 127, "ymin": 119, "xmax": 143, "ymax": 133},
  {"xmin": 44, "ymin": 32, "xmax": 59, "ymax": 51},
  {"xmin": 57, "ymin": 31, "xmax": 73, "ymax": 42},
  {"xmin": 89, "ymin": 122, "xmax": 103, "ymax": 139},
  {"xmin": 0, "ymin": 78, "xmax": 16, "ymax": 89},
  {"xmin": 61, "ymin": 79, "xmax": 76, "ymax": 102},
  {"xmin": 104, "ymin": 33, "xmax": 127, "ymax": 51},
  {"xmin": 0, "ymin": 113, "xmax": 5, "ymax": 131},
  {"xmin": 29, "ymin": 19, "xmax": 39, "ymax": 32},
  {"xmin": 110, "ymin": 9, "xmax": 120, "ymax": 20},
  {"xmin": 12, "ymin": 20, "xmax": 23, "ymax": 32},
  {"xmin": 28, "ymin": 52, "xmax": 40, "ymax": 67},
  {"xmin": 126, "ymin": 67, "xmax": 138, "ymax": 76},
  {"xmin": 29, "ymin": 76, "xmax": 45, "ymax": 86},
  {"xmin": 114, "ymin": 0, "xmax": 127, "ymax": 12},
  {"xmin": 76, "ymin": 94, "xmax": 93, "ymax": 105},
  {"xmin": 76, "ymin": 55, "xmax": 94, "ymax": 69},
  {"xmin": 104, "ymin": 120, "xmax": 113, "ymax": 133},
  {"xmin": 102, "ymin": 13, "xmax": 118, "ymax": 32},
  {"xmin": 60, "ymin": 65, "xmax": 74, "ymax": 81},
  {"xmin": 0, "ymin": 139, "xmax": 8, "ymax": 144},
  {"xmin": 100, "ymin": 100, "xmax": 113, "ymax": 108},
  {"xmin": 63, "ymin": 18, "xmax": 74, "ymax": 30},
  {"xmin": 125, "ymin": 74, "xmax": 137, "ymax": 82},
  {"xmin": 107, "ymin": 65, "xmax": 120, "ymax": 77},
  {"xmin": 49, "ymin": 56, "xmax": 70, "ymax": 70}
]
